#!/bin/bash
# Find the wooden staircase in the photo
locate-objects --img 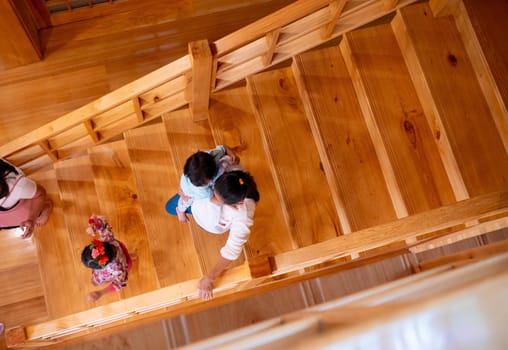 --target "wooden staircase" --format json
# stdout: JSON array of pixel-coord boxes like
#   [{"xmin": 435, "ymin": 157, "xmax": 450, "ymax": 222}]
[{"xmin": 3, "ymin": 0, "xmax": 508, "ymax": 347}]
